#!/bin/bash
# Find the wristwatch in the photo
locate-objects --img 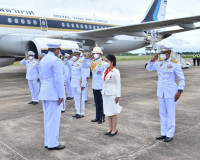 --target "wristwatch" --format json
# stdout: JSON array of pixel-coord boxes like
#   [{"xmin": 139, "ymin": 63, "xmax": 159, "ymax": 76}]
[{"xmin": 178, "ymin": 89, "xmax": 183, "ymax": 93}]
